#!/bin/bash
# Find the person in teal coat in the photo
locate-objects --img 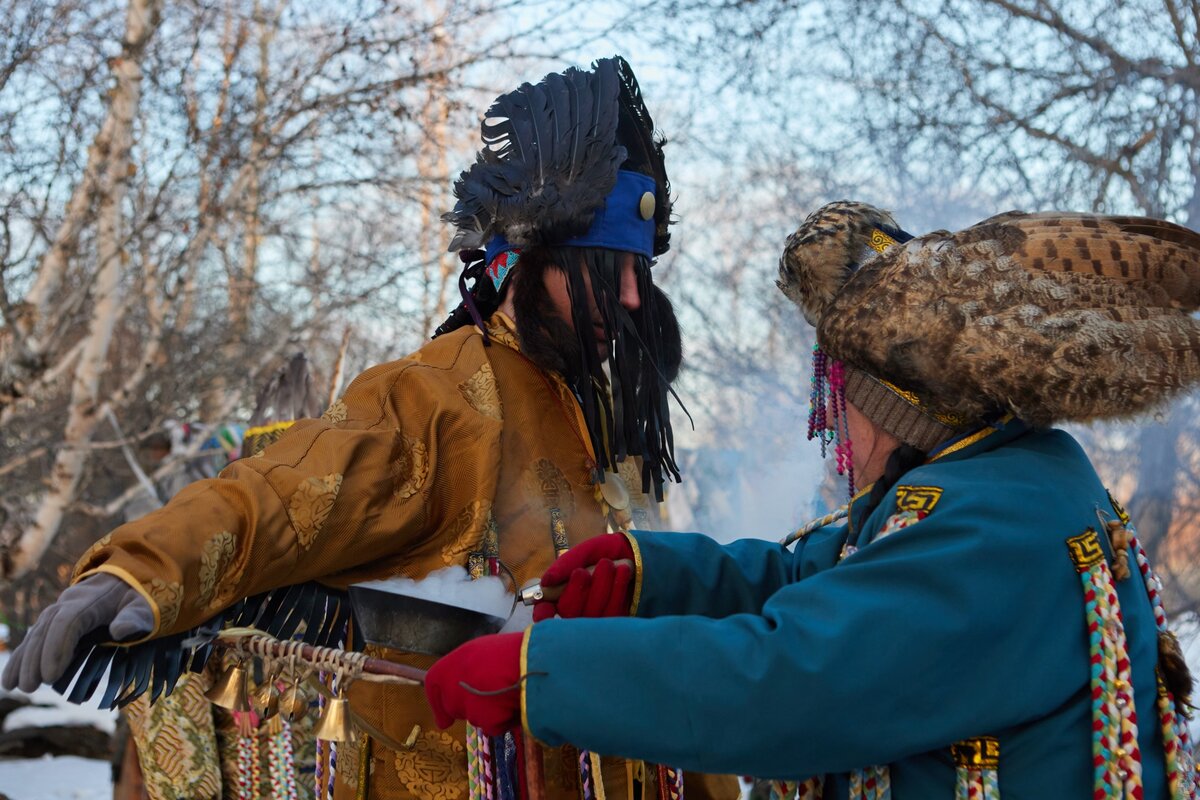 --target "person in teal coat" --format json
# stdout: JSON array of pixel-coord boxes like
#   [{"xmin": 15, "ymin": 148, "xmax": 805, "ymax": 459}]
[{"xmin": 425, "ymin": 202, "xmax": 1200, "ymax": 799}]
